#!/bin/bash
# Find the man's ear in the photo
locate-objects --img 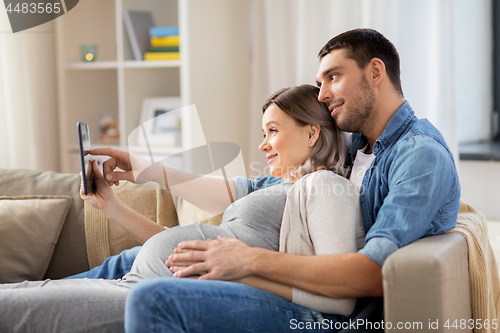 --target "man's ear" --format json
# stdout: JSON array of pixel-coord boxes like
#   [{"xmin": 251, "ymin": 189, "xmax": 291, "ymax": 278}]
[
  {"xmin": 308, "ymin": 124, "xmax": 321, "ymax": 147},
  {"xmin": 369, "ymin": 58, "xmax": 385, "ymax": 88}
]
